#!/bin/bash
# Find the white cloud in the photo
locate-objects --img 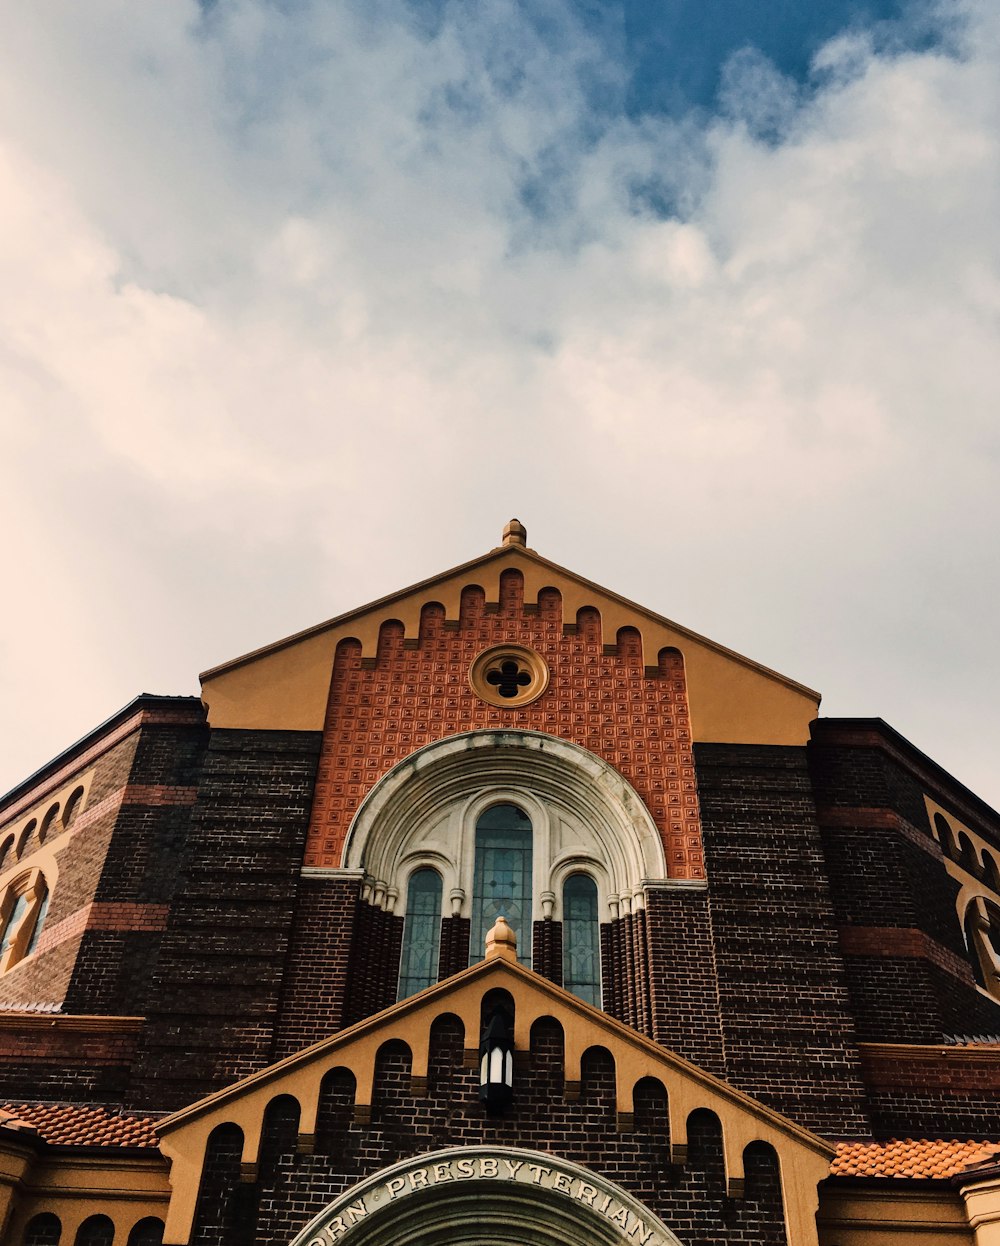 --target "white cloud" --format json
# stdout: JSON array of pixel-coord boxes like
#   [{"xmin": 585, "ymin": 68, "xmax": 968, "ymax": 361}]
[{"xmin": 0, "ymin": 0, "xmax": 998, "ymax": 808}]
